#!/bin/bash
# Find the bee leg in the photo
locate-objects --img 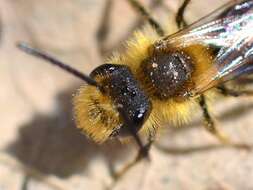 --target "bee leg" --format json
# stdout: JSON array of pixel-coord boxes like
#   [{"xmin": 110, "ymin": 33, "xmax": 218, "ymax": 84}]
[
  {"xmin": 114, "ymin": 134, "xmax": 154, "ymax": 179},
  {"xmin": 199, "ymin": 95, "xmax": 251, "ymax": 150},
  {"xmin": 96, "ymin": 0, "xmax": 114, "ymax": 56},
  {"xmin": 126, "ymin": 0, "xmax": 165, "ymax": 36},
  {"xmin": 134, "ymin": 132, "xmax": 155, "ymax": 161},
  {"xmin": 217, "ymin": 86, "xmax": 253, "ymax": 97},
  {"xmin": 198, "ymin": 95, "xmax": 231, "ymax": 143},
  {"xmin": 109, "ymin": 133, "xmax": 155, "ymax": 189},
  {"xmin": 176, "ymin": 0, "xmax": 191, "ymax": 29}
]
